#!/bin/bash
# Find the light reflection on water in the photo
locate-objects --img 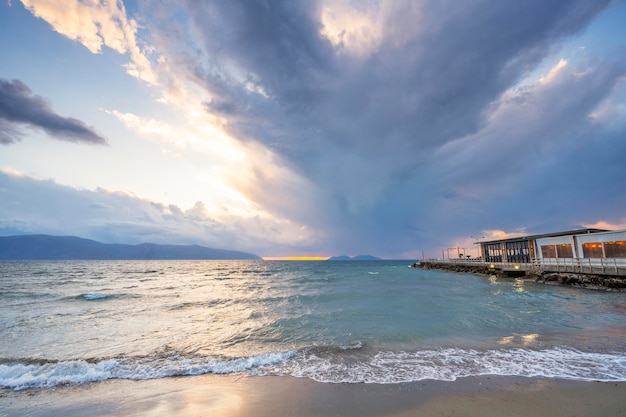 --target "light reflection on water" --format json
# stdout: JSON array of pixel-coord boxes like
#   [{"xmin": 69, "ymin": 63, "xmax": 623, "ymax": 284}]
[{"xmin": 498, "ymin": 333, "xmax": 539, "ymax": 346}]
